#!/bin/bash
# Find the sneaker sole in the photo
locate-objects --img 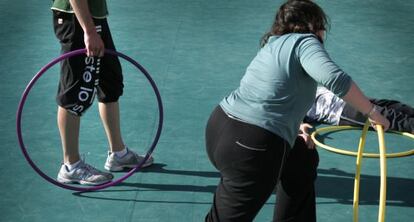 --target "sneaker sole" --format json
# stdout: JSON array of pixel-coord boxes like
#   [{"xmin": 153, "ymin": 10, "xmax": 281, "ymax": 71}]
[{"xmin": 57, "ymin": 176, "xmax": 112, "ymax": 186}]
